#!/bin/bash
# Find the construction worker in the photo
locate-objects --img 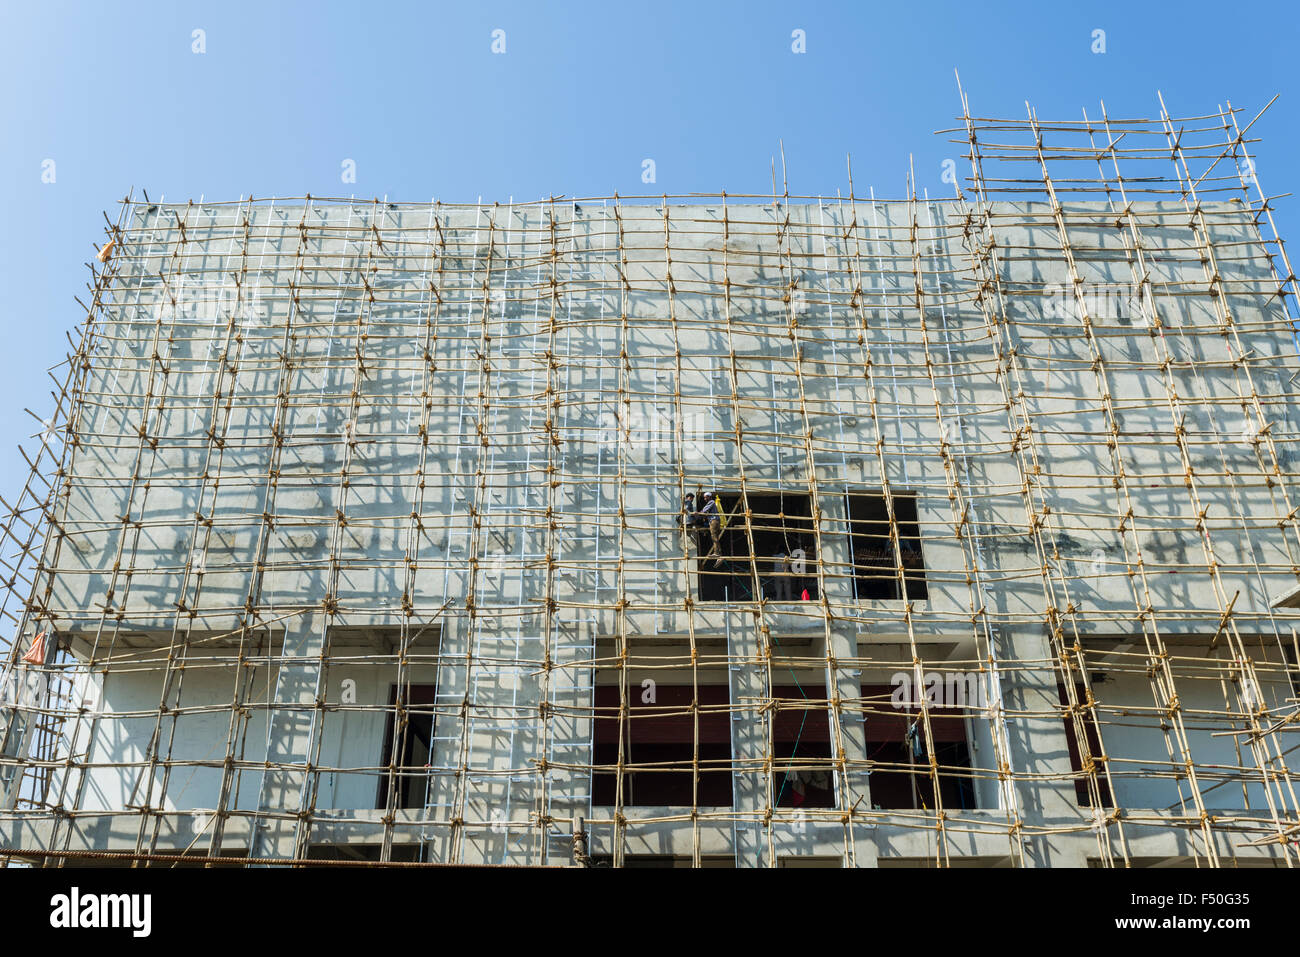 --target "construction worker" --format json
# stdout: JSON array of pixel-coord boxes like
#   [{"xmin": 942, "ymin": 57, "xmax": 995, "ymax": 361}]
[
  {"xmin": 678, "ymin": 492, "xmax": 701, "ymax": 529},
  {"xmin": 699, "ymin": 490, "xmax": 724, "ymax": 565}
]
